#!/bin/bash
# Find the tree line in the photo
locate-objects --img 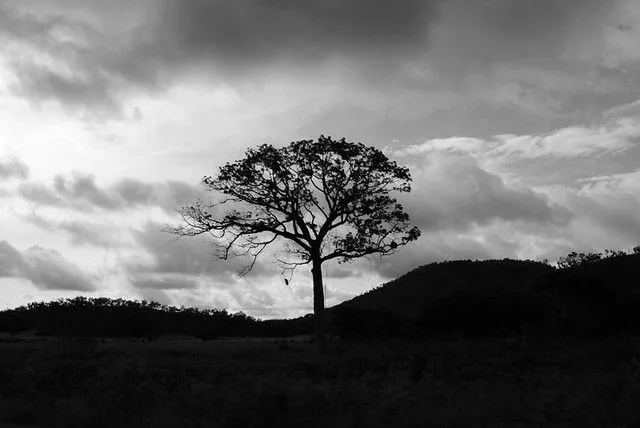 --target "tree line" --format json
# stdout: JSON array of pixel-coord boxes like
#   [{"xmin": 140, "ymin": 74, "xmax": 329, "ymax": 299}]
[
  {"xmin": 556, "ymin": 246, "xmax": 640, "ymax": 269},
  {"xmin": 0, "ymin": 296, "xmax": 311, "ymax": 339}
]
